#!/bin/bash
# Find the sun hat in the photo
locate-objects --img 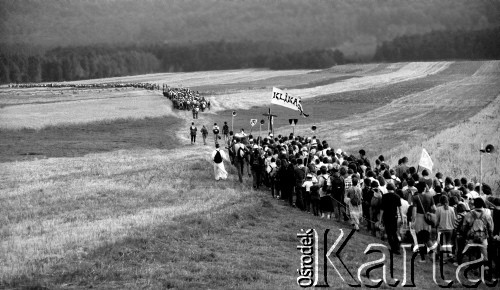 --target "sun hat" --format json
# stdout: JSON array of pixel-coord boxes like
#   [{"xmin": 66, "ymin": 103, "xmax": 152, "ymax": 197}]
[{"xmin": 336, "ymin": 148, "xmax": 342, "ymax": 155}]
